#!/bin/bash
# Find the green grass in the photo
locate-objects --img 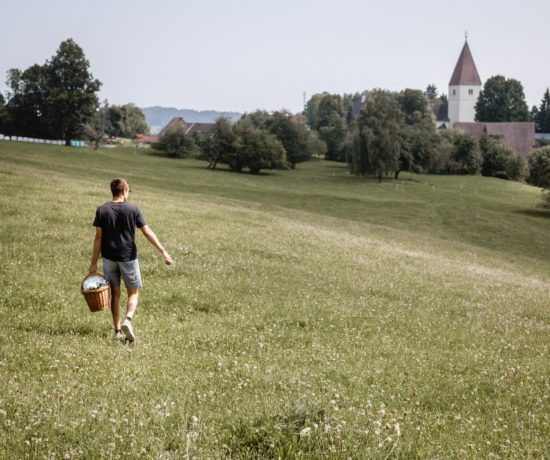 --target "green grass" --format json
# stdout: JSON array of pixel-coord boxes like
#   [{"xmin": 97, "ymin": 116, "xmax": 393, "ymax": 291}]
[{"xmin": 0, "ymin": 141, "xmax": 549, "ymax": 458}]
